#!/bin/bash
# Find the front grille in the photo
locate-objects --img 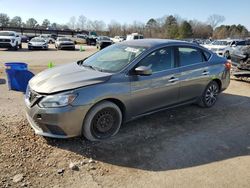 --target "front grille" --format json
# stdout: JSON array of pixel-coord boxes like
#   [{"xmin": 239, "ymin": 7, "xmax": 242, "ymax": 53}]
[
  {"xmin": 61, "ymin": 43, "xmax": 74, "ymax": 45},
  {"xmin": 26, "ymin": 87, "xmax": 42, "ymax": 106},
  {"xmin": 0, "ymin": 39, "xmax": 11, "ymax": 42}
]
